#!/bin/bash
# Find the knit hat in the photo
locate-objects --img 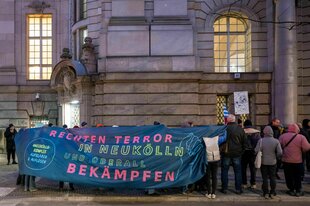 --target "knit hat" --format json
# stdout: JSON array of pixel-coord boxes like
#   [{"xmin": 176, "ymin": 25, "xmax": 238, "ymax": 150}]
[
  {"xmin": 81, "ymin": 121, "xmax": 87, "ymax": 127},
  {"xmin": 263, "ymin": 126, "xmax": 274, "ymax": 137},
  {"xmin": 243, "ymin": 119, "xmax": 252, "ymax": 127}
]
